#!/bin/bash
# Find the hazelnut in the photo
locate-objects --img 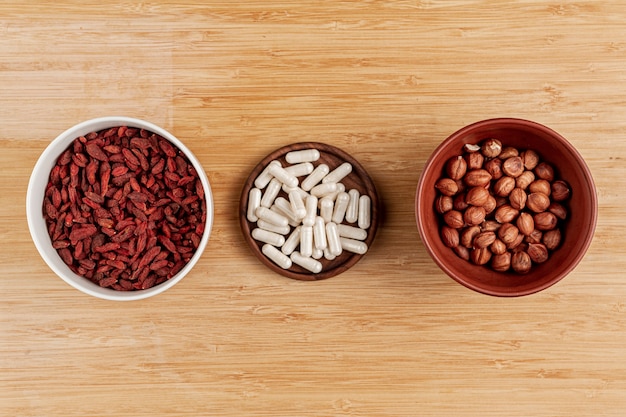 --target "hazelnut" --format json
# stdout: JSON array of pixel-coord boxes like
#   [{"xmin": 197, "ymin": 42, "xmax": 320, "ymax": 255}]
[
  {"xmin": 493, "ymin": 176, "xmax": 516, "ymax": 197},
  {"xmin": 527, "ymin": 243, "xmax": 549, "ymax": 263},
  {"xmin": 507, "ymin": 233, "xmax": 525, "ymax": 250},
  {"xmin": 543, "ymin": 229, "xmax": 562, "ymax": 250},
  {"xmin": 470, "ymin": 247, "xmax": 492, "ymax": 265},
  {"xmin": 515, "ymin": 170, "xmax": 535, "ymax": 189},
  {"xmin": 483, "ymin": 195, "xmax": 497, "ymax": 214},
  {"xmin": 441, "ymin": 226, "xmax": 460, "ymax": 247},
  {"xmin": 465, "ymin": 152, "xmax": 484, "ymax": 170},
  {"xmin": 473, "ymin": 231, "xmax": 497, "ymax": 249},
  {"xmin": 491, "ymin": 252, "xmax": 512, "ymax": 272},
  {"xmin": 529, "ymin": 179, "xmax": 551, "ymax": 196},
  {"xmin": 490, "ymin": 239, "xmax": 508, "ymax": 255},
  {"xmin": 435, "ymin": 195, "xmax": 454, "ymax": 214},
  {"xmin": 484, "ymin": 158, "xmax": 503, "ymax": 180},
  {"xmin": 526, "ymin": 192, "xmax": 551, "ymax": 213},
  {"xmin": 453, "ymin": 245, "xmax": 470, "ymax": 261},
  {"xmin": 446, "ymin": 155, "xmax": 467, "ymax": 180},
  {"xmin": 516, "ymin": 212, "xmax": 535, "ymax": 236},
  {"xmin": 494, "ymin": 204, "xmax": 519, "ymax": 224},
  {"xmin": 464, "ymin": 205, "xmax": 486, "ymax": 226},
  {"xmin": 464, "ymin": 169, "xmax": 492, "ymax": 187},
  {"xmin": 511, "ymin": 251, "xmax": 532, "ymax": 274},
  {"xmin": 435, "ymin": 178, "xmax": 458, "ymax": 196},
  {"xmin": 509, "ymin": 187, "xmax": 527, "ymax": 210},
  {"xmin": 464, "ymin": 143, "xmax": 481, "ymax": 153},
  {"xmin": 481, "ymin": 138, "xmax": 502, "ymax": 158},
  {"xmin": 443, "ymin": 210, "xmax": 464, "ymax": 229},
  {"xmin": 534, "ymin": 162, "xmax": 555, "ymax": 182},
  {"xmin": 534, "ymin": 212, "xmax": 558, "ymax": 231},
  {"xmin": 551, "ymin": 180, "xmax": 571, "ymax": 201},
  {"xmin": 481, "ymin": 220, "xmax": 501, "ymax": 232},
  {"xmin": 461, "ymin": 225, "xmax": 481, "ymax": 248},
  {"xmin": 499, "ymin": 146, "xmax": 519, "ymax": 159},
  {"xmin": 520, "ymin": 149, "xmax": 540, "ymax": 170},
  {"xmin": 453, "ymin": 193, "xmax": 469, "ymax": 211},
  {"xmin": 548, "ymin": 202, "xmax": 568, "ymax": 220},
  {"xmin": 502, "ymin": 156, "xmax": 524, "ymax": 177},
  {"xmin": 498, "ymin": 222, "xmax": 520, "ymax": 245},
  {"xmin": 465, "ymin": 186, "xmax": 490, "ymax": 206}
]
